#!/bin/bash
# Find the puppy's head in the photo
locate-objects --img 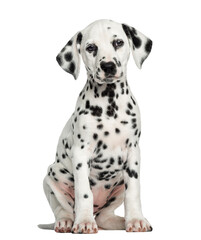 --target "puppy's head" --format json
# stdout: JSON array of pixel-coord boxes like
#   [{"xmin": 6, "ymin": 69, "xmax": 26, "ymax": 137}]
[{"xmin": 56, "ymin": 20, "xmax": 152, "ymax": 84}]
